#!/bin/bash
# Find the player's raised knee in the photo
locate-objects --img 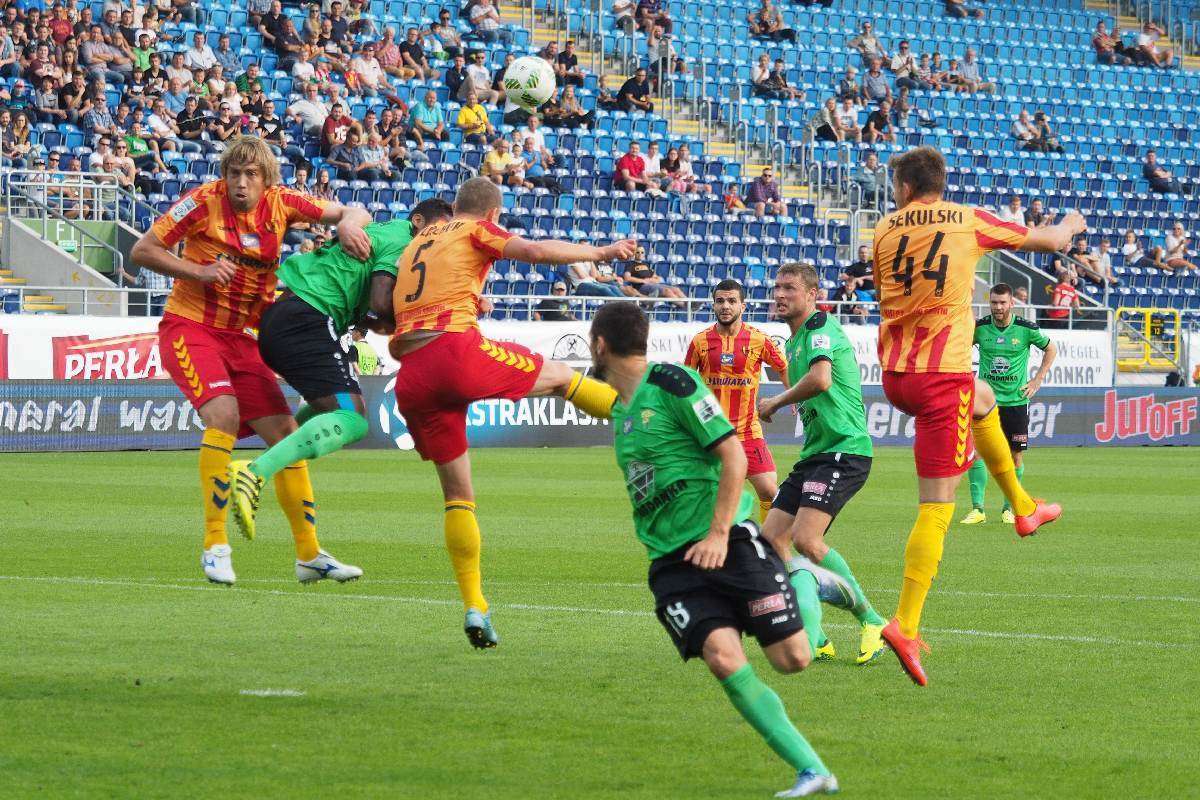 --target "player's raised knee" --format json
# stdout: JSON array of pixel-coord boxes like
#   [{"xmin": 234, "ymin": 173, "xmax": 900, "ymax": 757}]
[{"xmin": 766, "ymin": 633, "xmax": 812, "ymax": 674}]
